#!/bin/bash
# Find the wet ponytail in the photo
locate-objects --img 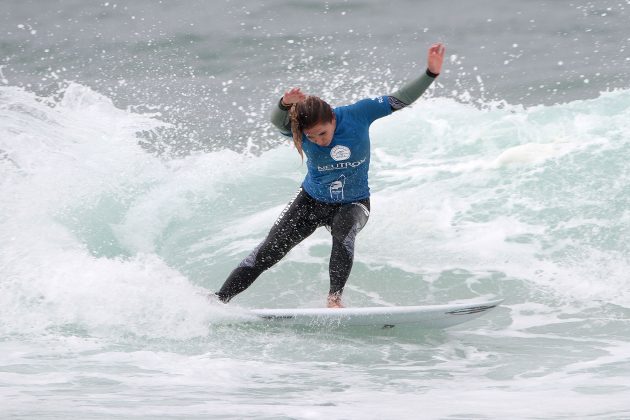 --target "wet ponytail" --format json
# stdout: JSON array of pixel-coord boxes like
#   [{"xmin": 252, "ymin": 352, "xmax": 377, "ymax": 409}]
[
  {"xmin": 288, "ymin": 96, "xmax": 334, "ymax": 160},
  {"xmin": 289, "ymin": 104, "xmax": 303, "ymax": 160}
]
